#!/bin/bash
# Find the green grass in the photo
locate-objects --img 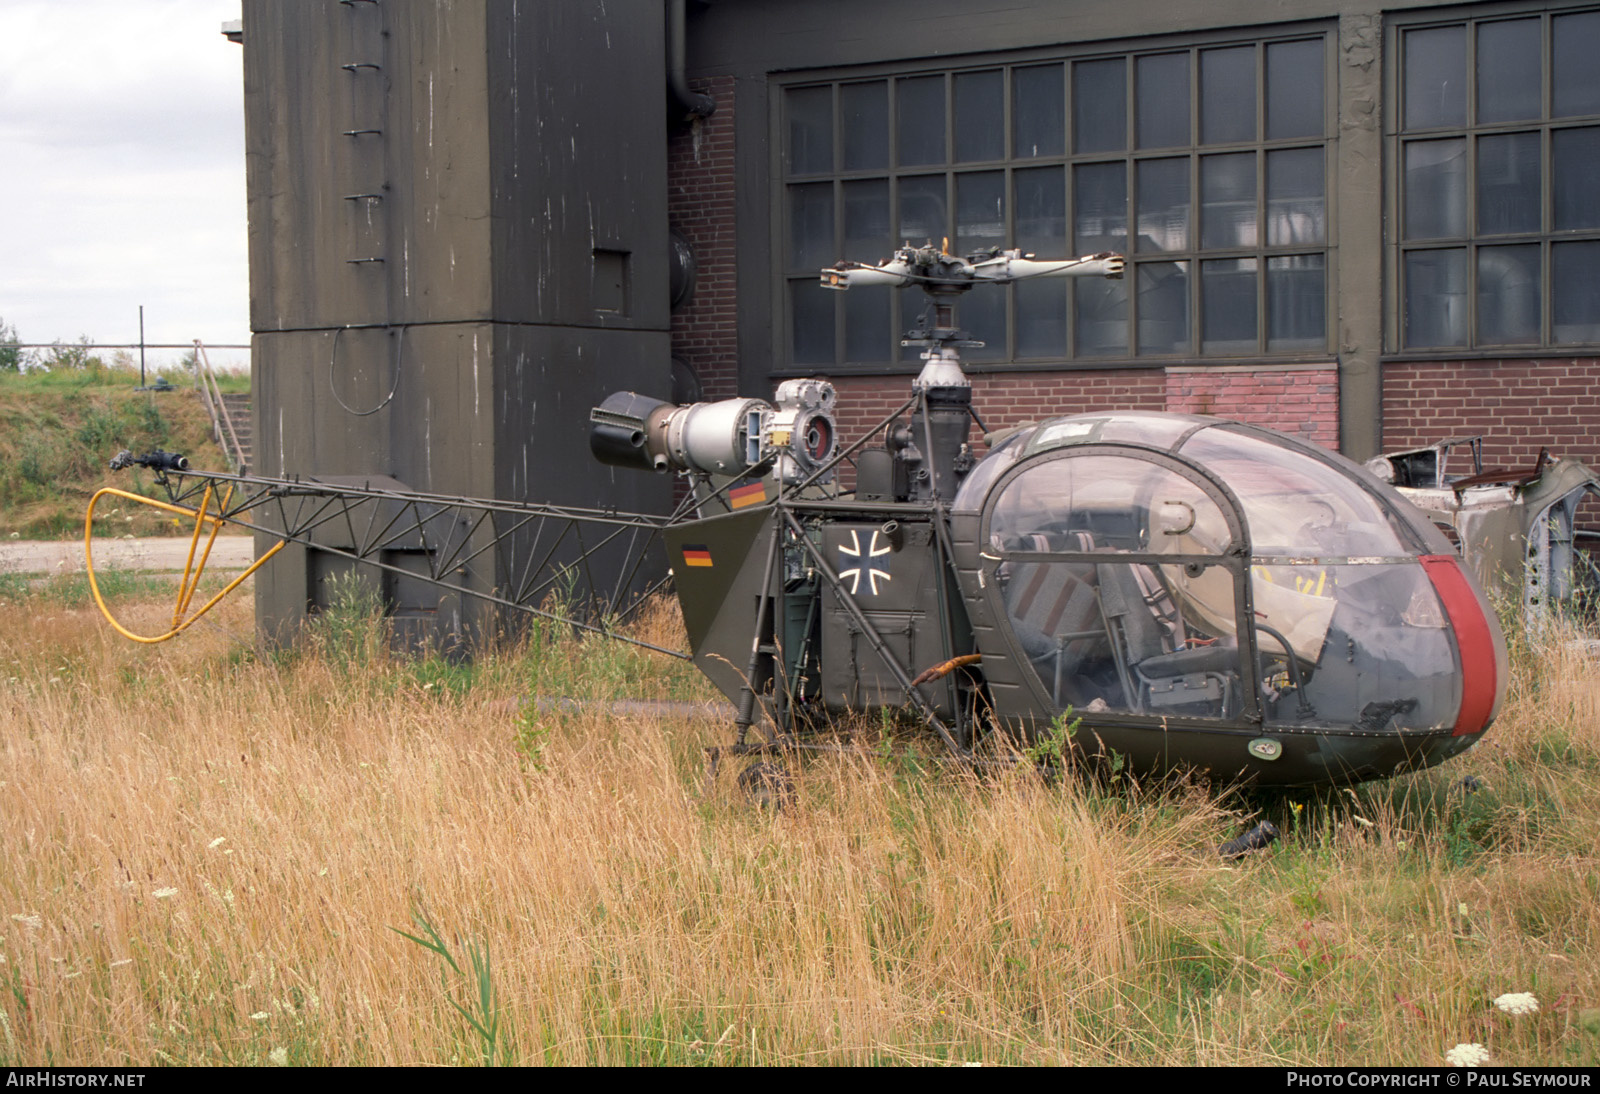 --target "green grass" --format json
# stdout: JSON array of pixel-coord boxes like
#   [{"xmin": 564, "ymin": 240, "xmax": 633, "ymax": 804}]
[
  {"xmin": 0, "ymin": 366, "xmax": 235, "ymax": 537},
  {"xmin": 0, "ymin": 567, "xmax": 203, "ymax": 608},
  {"xmin": 280, "ymin": 574, "xmax": 710, "ymax": 709}
]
